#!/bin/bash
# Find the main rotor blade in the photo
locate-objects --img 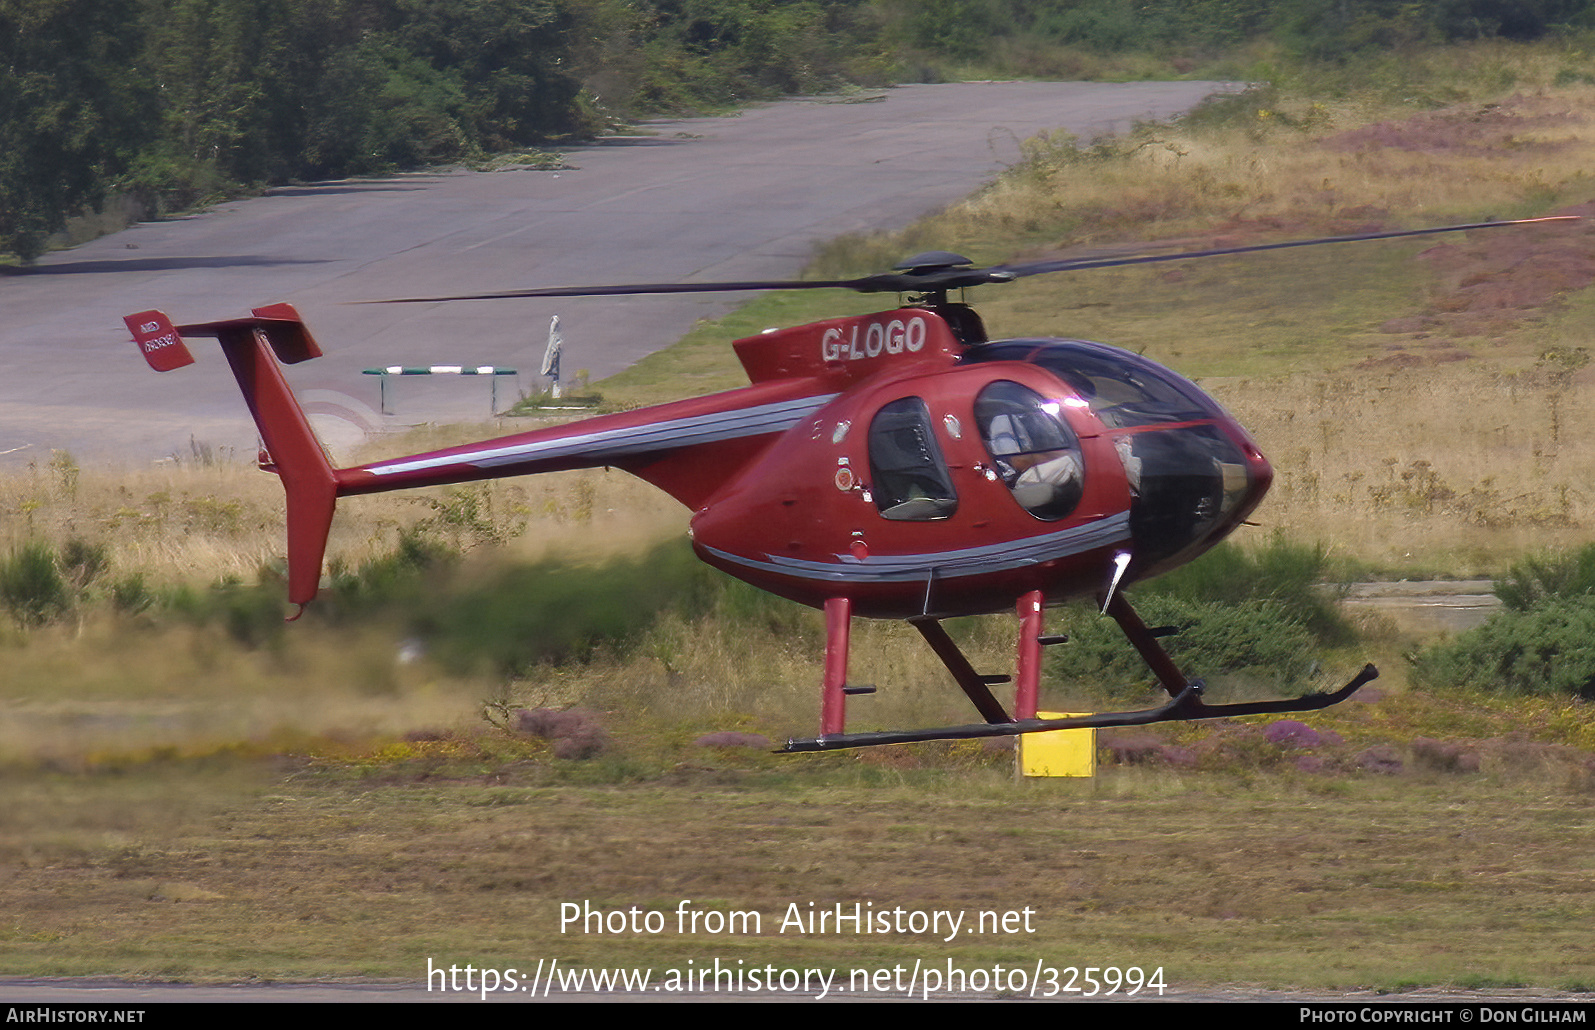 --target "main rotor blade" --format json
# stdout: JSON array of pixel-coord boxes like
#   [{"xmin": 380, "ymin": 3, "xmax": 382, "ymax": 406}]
[
  {"xmin": 362, "ymin": 215, "xmax": 1578, "ymax": 304},
  {"xmin": 367, "ymin": 277, "xmax": 868, "ymax": 302},
  {"xmin": 990, "ymin": 216, "xmax": 1580, "ymax": 279},
  {"xmin": 365, "ymin": 265, "xmax": 1012, "ymax": 303}
]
